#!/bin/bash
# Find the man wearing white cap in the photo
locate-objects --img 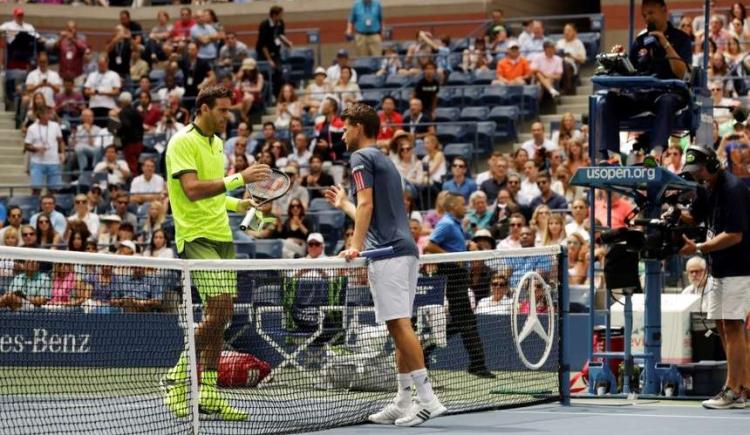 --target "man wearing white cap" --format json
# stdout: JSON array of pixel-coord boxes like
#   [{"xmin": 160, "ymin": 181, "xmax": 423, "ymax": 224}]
[
  {"xmin": 304, "ymin": 67, "xmax": 331, "ymax": 117},
  {"xmin": 492, "ymin": 40, "xmax": 531, "ymax": 86}
]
